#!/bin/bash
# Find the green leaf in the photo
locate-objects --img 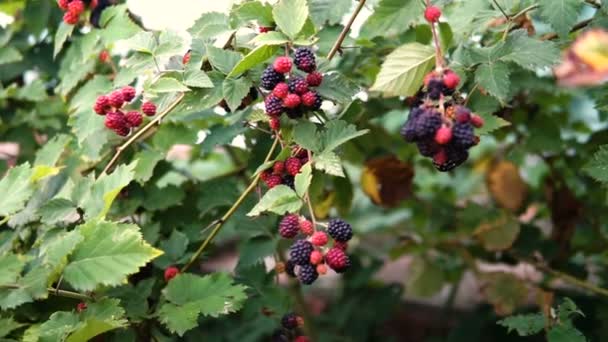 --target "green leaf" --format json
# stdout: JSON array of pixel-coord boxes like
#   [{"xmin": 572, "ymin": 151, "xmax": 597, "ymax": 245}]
[
  {"xmin": 158, "ymin": 273, "xmax": 247, "ymax": 336},
  {"xmin": 237, "ymin": 236, "xmax": 276, "ymax": 269},
  {"xmin": 233, "ymin": 1, "xmax": 274, "ymax": 26},
  {"xmin": 557, "ymin": 298, "xmax": 585, "ymax": 321},
  {"xmin": 133, "ymin": 149, "xmax": 164, "ymax": 184},
  {"xmin": 188, "ymin": 12, "xmax": 232, "ymax": 40},
  {"xmin": 39, "ymin": 199, "xmax": 78, "ymax": 225},
  {"xmin": 547, "ymin": 325, "xmax": 586, "ymax": 342},
  {"xmin": 39, "ymin": 230, "xmax": 84, "ymax": 270},
  {"xmin": 223, "ymin": 77, "xmax": 253, "ymax": 112},
  {"xmin": 322, "ymin": 120, "xmax": 369, "ymax": 153},
  {"xmin": 273, "ymin": 0, "xmax": 309, "ymax": 39},
  {"xmin": 314, "ymin": 152, "xmax": 344, "ymax": 177},
  {"xmin": 154, "ymin": 30, "xmax": 186, "ymax": 58},
  {"xmin": 0, "ymin": 254, "xmax": 26, "ymax": 285},
  {"xmin": 0, "ymin": 163, "xmax": 34, "ymax": 217},
  {"xmin": 247, "ymin": 185, "xmax": 303, "ymax": 216},
  {"xmin": 406, "ymin": 256, "xmax": 445, "ymax": 297},
  {"xmin": 316, "ymin": 72, "xmax": 360, "ymax": 104},
  {"xmin": 207, "ymin": 45, "xmax": 242, "ymax": 75},
  {"xmin": 53, "ymin": 22, "xmax": 75, "ymax": 58},
  {"xmin": 183, "ymin": 70, "xmax": 214, "ymax": 88},
  {"xmin": 38, "ymin": 312, "xmax": 79, "ymax": 342},
  {"xmin": 83, "ymin": 162, "xmax": 136, "ymax": 219},
  {"xmin": 229, "ymin": 45, "xmax": 280, "ymax": 78},
  {"xmin": 63, "ymin": 221, "xmax": 162, "ymax": 292},
  {"xmin": 295, "ymin": 163, "xmax": 312, "ymax": 197},
  {"xmin": 122, "ymin": 31, "xmax": 156, "ymax": 54},
  {"xmin": 150, "ymin": 77, "xmax": 190, "ymax": 93},
  {"xmin": 200, "ymin": 124, "xmax": 247, "ymax": 153},
  {"xmin": 309, "ymin": 0, "xmax": 352, "ymax": 27},
  {"xmin": 474, "ymin": 214, "xmax": 521, "ymax": 252},
  {"xmin": 249, "ymin": 31, "xmax": 290, "ymax": 46},
  {"xmin": 293, "ymin": 122, "xmax": 322, "ymax": 153},
  {"xmin": 501, "ymin": 30, "xmax": 560, "ymax": 70},
  {"xmin": 99, "ymin": 5, "xmax": 141, "ymax": 43},
  {"xmin": 475, "ymin": 62, "xmax": 511, "ymax": 102},
  {"xmin": 584, "ymin": 145, "xmax": 608, "ymax": 183},
  {"xmin": 0, "ymin": 265, "xmax": 52, "ymax": 309},
  {"xmin": 538, "ymin": 0, "xmax": 582, "ymax": 38},
  {"xmin": 482, "ymin": 272, "xmax": 527, "ymax": 315},
  {"xmin": 360, "ymin": 0, "xmax": 423, "ymax": 39},
  {"xmin": 370, "ymin": 43, "xmax": 435, "ymax": 97},
  {"xmin": 34, "ymin": 134, "xmax": 71, "ymax": 167},
  {"xmin": 0, "ymin": 316, "xmax": 25, "ymax": 338},
  {"xmin": 497, "ymin": 313, "xmax": 546, "ymax": 336},
  {"xmin": 0, "ymin": 46, "xmax": 22, "ymax": 65}
]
